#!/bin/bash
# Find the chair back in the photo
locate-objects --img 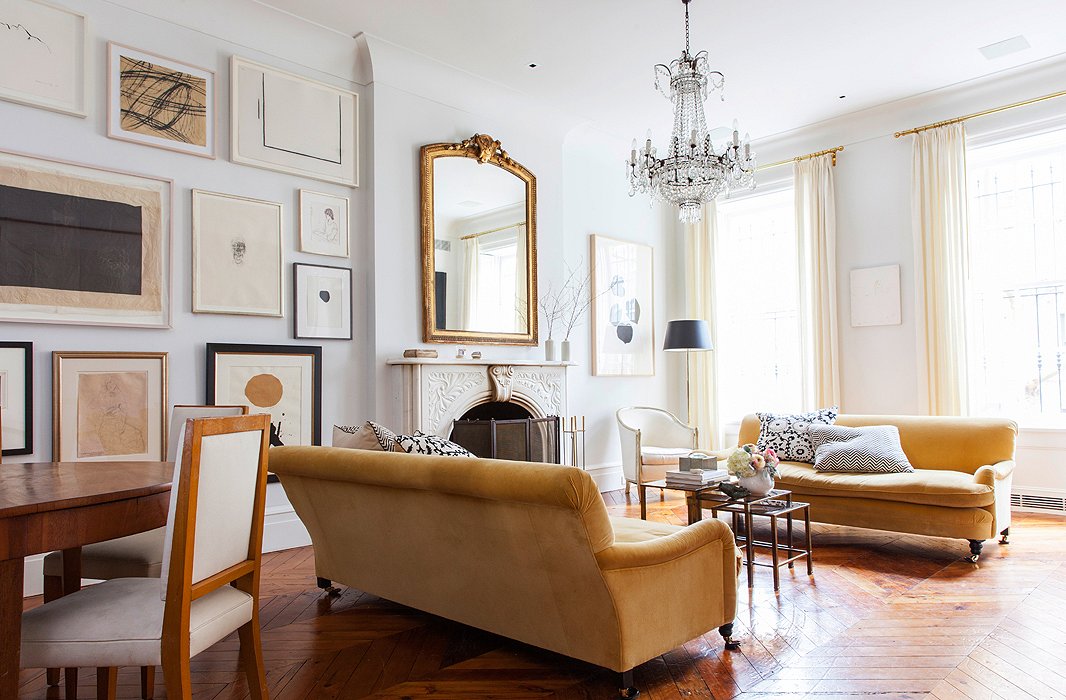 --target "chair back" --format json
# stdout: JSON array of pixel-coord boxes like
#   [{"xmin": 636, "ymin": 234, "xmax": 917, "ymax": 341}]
[
  {"xmin": 160, "ymin": 414, "xmax": 270, "ymax": 604},
  {"xmin": 168, "ymin": 405, "xmax": 248, "ymax": 462}
]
